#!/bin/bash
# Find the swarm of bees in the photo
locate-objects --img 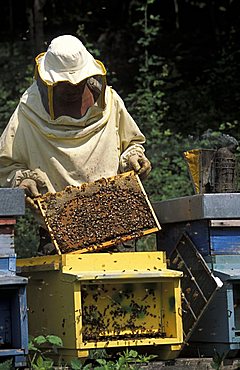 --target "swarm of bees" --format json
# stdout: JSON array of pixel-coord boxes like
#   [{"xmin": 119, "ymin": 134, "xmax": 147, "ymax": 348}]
[
  {"xmin": 81, "ymin": 282, "xmax": 166, "ymax": 342},
  {"xmin": 36, "ymin": 172, "xmax": 159, "ymax": 254}
]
